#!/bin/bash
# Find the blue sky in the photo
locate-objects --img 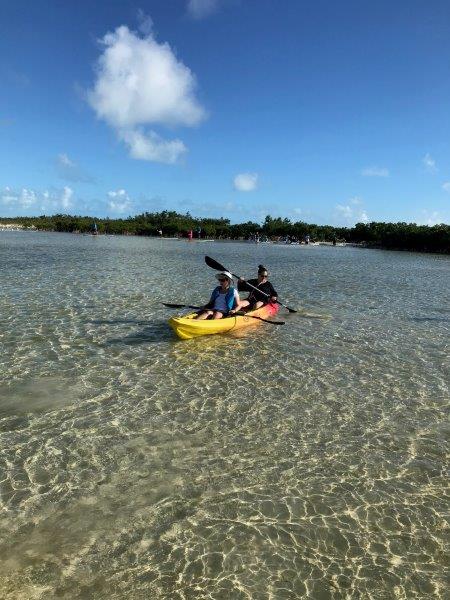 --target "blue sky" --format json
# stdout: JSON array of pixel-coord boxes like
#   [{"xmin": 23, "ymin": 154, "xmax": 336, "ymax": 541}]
[{"xmin": 1, "ymin": 0, "xmax": 450, "ymax": 225}]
